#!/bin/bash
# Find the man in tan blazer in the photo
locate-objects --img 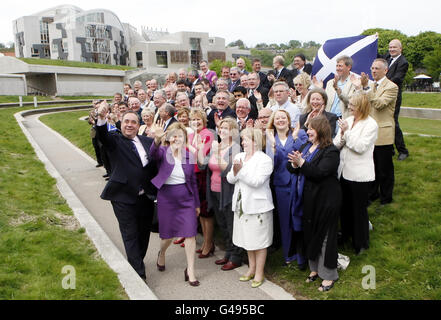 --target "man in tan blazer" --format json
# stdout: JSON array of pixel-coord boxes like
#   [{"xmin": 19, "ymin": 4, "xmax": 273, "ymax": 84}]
[
  {"xmin": 324, "ymin": 55, "xmax": 357, "ymax": 119},
  {"xmin": 359, "ymin": 58, "xmax": 398, "ymax": 205}
]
